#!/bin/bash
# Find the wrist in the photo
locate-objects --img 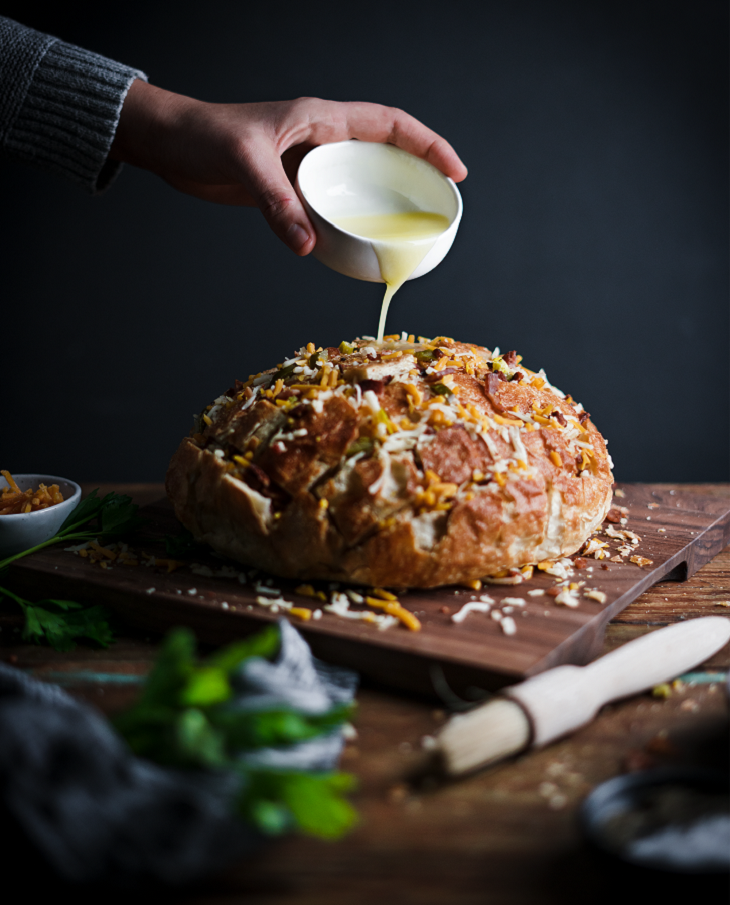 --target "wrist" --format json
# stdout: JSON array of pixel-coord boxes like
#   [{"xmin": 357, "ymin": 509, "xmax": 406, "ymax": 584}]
[{"xmin": 110, "ymin": 80, "xmax": 188, "ymax": 171}]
